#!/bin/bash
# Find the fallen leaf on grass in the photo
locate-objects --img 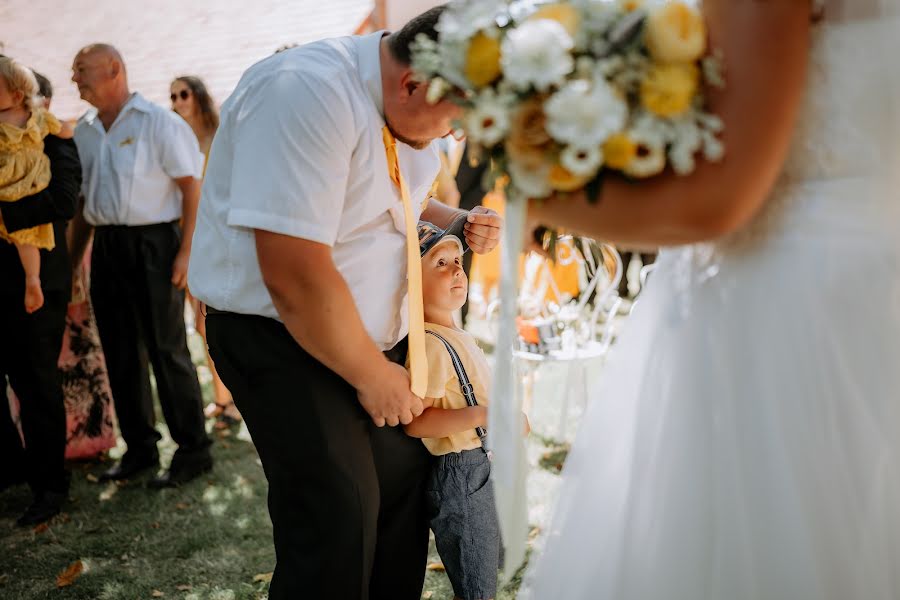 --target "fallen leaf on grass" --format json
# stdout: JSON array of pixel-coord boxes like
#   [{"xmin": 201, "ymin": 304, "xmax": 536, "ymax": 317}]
[
  {"xmin": 176, "ymin": 584, "xmax": 192, "ymax": 591},
  {"xmin": 253, "ymin": 572, "xmax": 273, "ymax": 583},
  {"xmin": 33, "ymin": 522, "xmax": 49, "ymax": 534},
  {"xmin": 175, "ymin": 502, "xmax": 190, "ymax": 510},
  {"xmin": 99, "ymin": 482, "xmax": 118, "ymax": 502},
  {"xmin": 150, "ymin": 522, "xmax": 160, "ymax": 529},
  {"xmin": 422, "ymin": 592, "xmax": 434, "ymax": 599},
  {"xmin": 85, "ymin": 473, "xmax": 99, "ymax": 483},
  {"xmin": 56, "ymin": 560, "xmax": 84, "ymax": 588},
  {"xmin": 426, "ymin": 562, "xmax": 445, "ymax": 572},
  {"xmin": 152, "ymin": 590, "xmax": 165, "ymax": 597}
]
